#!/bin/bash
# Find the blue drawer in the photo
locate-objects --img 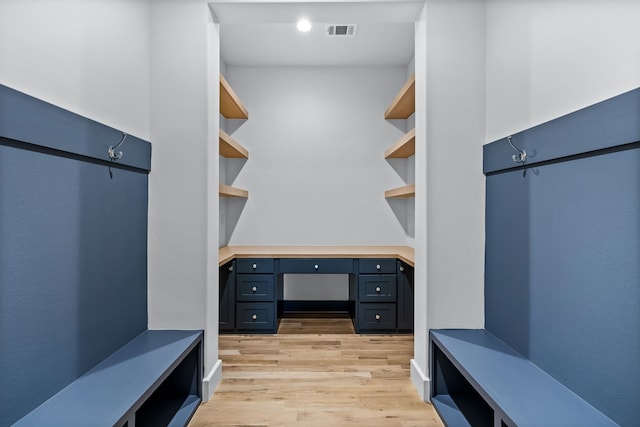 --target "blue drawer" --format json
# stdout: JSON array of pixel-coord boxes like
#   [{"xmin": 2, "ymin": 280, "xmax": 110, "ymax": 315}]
[
  {"xmin": 236, "ymin": 303, "xmax": 276, "ymax": 331},
  {"xmin": 358, "ymin": 275, "xmax": 397, "ymax": 302},
  {"xmin": 358, "ymin": 303, "xmax": 396, "ymax": 330},
  {"xmin": 236, "ymin": 275, "xmax": 275, "ymax": 302},
  {"xmin": 236, "ymin": 258, "xmax": 274, "ymax": 274},
  {"xmin": 359, "ymin": 258, "xmax": 396, "ymax": 274},
  {"xmin": 278, "ymin": 258, "xmax": 354, "ymax": 274}
]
